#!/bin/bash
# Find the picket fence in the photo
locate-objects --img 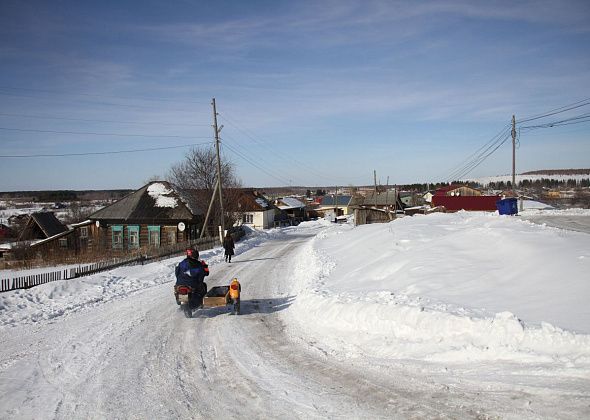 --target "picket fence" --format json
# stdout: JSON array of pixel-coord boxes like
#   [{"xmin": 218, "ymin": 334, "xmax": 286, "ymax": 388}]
[{"xmin": 0, "ymin": 236, "xmax": 220, "ymax": 293}]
